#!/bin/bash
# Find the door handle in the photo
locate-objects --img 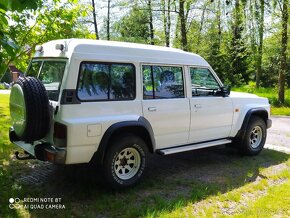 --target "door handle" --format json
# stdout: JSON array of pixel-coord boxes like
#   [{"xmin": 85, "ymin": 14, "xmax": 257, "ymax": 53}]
[
  {"xmin": 194, "ymin": 104, "xmax": 202, "ymax": 108},
  {"xmin": 148, "ymin": 107, "xmax": 157, "ymax": 112}
]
